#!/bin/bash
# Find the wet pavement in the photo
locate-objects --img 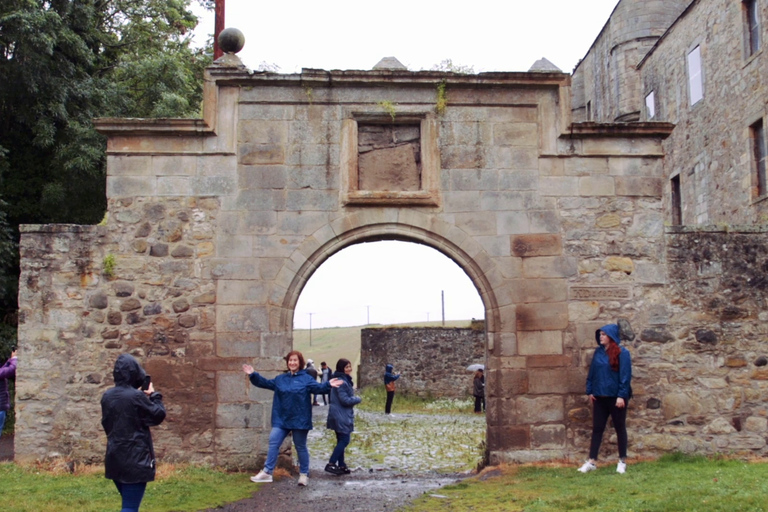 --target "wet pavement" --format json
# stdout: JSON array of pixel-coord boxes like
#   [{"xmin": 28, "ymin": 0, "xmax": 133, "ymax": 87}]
[{"xmin": 202, "ymin": 406, "xmax": 480, "ymax": 512}]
